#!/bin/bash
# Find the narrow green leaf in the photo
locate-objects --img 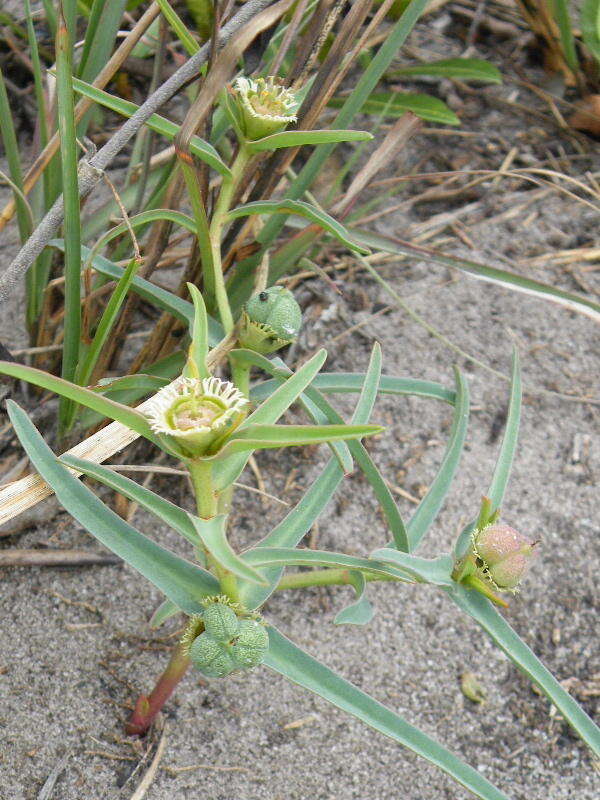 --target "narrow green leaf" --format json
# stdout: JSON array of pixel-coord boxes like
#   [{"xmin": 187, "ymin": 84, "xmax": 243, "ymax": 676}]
[
  {"xmin": 244, "ymin": 546, "xmax": 413, "ymax": 582},
  {"xmin": 239, "ymin": 462, "xmax": 345, "ymax": 611},
  {"xmin": 329, "ymin": 92, "xmax": 460, "ymax": 125},
  {"xmin": 213, "ymin": 349, "xmax": 328, "ymax": 490},
  {"xmin": 265, "ymin": 627, "xmax": 511, "ymax": 800},
  {"xmin": 241, "ymin": 345, "xmax": 409, "ymax": 551},
  {"xmin": 370, "ymin": 549, "xmax": 454, "ymax": 585},
  {"xmin": 390, "ymin": 58, "xmax": 502, "ymax": 83},
  {"xmin": 550, "ymin": 0, "xmax": 579, "ymax": 71},
  {"xmin": 405, "ymin": 368, "xmax": 470, "ymax": 551},
  {"xmin": 581, "ymin": 0, "xmax": 600, "ymax": 63},
  {"xmin": 450, "ymin": 585, "xmax": 600, "ymax": 758},
  {"xmin": 333, "ymin": 571, "xmax": 374, "ymax": 625},
  {"xmin": 77, "ymin": 356, "xmax": 184, "ymax": 430},
  {"xmin": 239, "ymin": 356, "xmax": 383, "ymax": 610},
  {"xmin": 76, "ymin": 256, "xmax": 141, "ymax": 390},
  {"xmin": 149, "ymin": 597, "xmax": 182, "ymax": 628},
  {"xmin": 454, "ymin": 351, "xmax": 521, "ymax": 560},
  {"xmin": 0, "ymin": 361, "xmax": 157, "ymax": 443},
  {"xmin": 183, "ymin": 283, "xmax": 210, "ymax": 379},
  {"xmin": 227, "ymin": 200, "xmax": 369, "ymax": 255},
  {"xmin": 60, "ymin": 454, "xmax": 200, "ymax": 548},
  {"xmin": 156, "ymin": 0, "xmax": 199, "ymax": 55},
  {"xmin": 251, "ymin": 373, "xmax": 455, "ymax": 405},
  {"xmin": 190, "ymin": 515, "xmax": 268, "ymax": 585},
  {"xmin": 6, "ymin": 402, "xmax": 219, "ymax": 611},
  {"xmin": 487, "ymin": 348, "xmax": 521, "ymax": 510},
  {"xmin": 246, "ymin": 129, "xmax": 373, "ymax": 152},
  {"xmin": 212, "ymin": 423, "xmax": 383, "ymax": 460},
  {"xmin": 354, "ymin": 229, "xmax": 600, "ymax": 324},
  {"xmin": 70, "ymin": 76, "xmax": 231, "ymax": 176}
]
